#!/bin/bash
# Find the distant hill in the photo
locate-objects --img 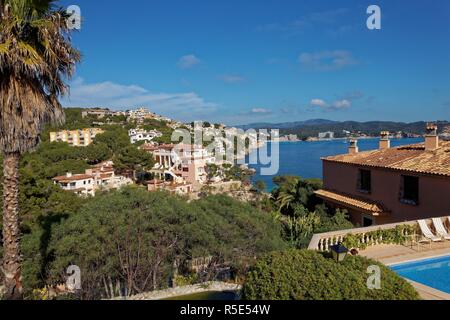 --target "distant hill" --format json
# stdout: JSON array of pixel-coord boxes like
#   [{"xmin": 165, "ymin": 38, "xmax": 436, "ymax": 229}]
[
  {"xmin": 237, "ymin": 120, "xmax": 450, "ymax": 139},
  {"xmin": 237, "ymin": 119, "xmax": 338, "ymax": 130}
]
